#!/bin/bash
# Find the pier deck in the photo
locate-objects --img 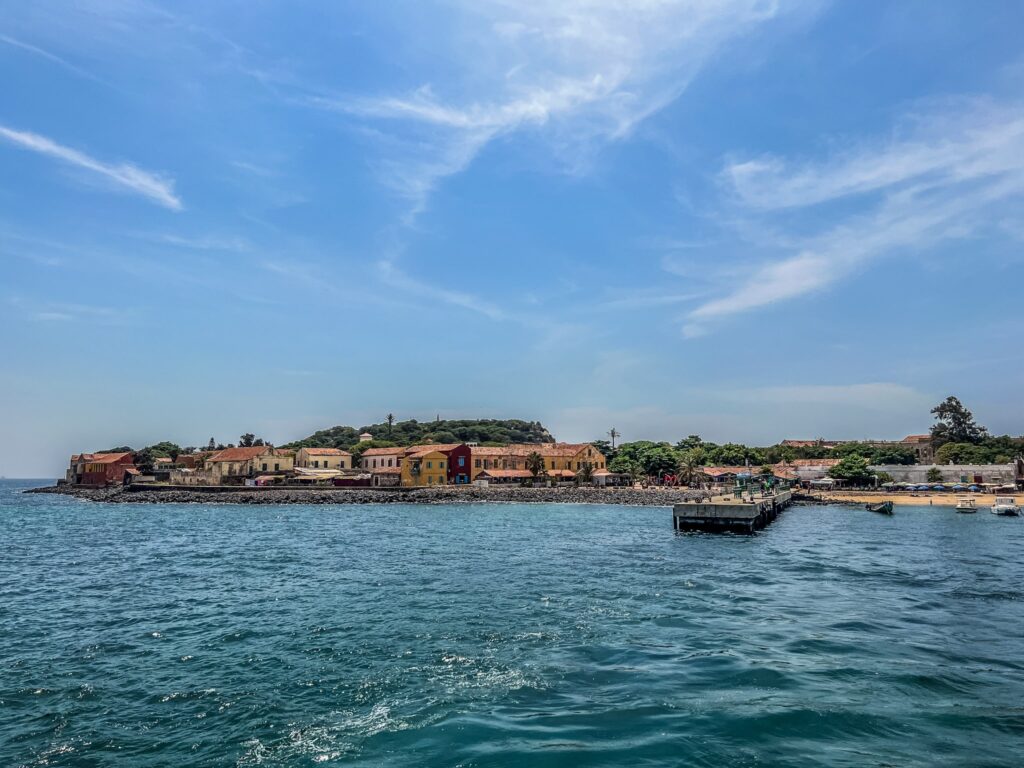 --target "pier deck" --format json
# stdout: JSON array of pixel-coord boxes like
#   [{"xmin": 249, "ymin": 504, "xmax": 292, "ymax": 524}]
[{"xmin": 673, "ymin": 490, "xmax": 792, "ymax": 533}]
